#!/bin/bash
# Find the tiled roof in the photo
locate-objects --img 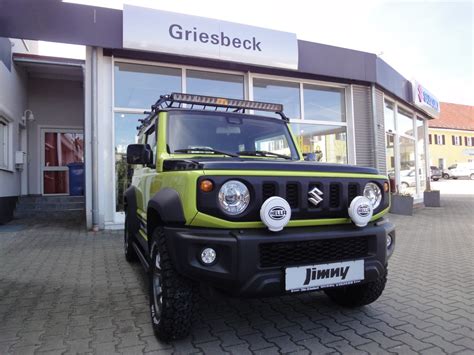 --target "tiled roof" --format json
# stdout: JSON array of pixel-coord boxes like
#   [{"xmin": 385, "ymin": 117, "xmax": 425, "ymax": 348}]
[{"xmin": 429, "ymin": 102, "xmax": 474, "ymax": 131}]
